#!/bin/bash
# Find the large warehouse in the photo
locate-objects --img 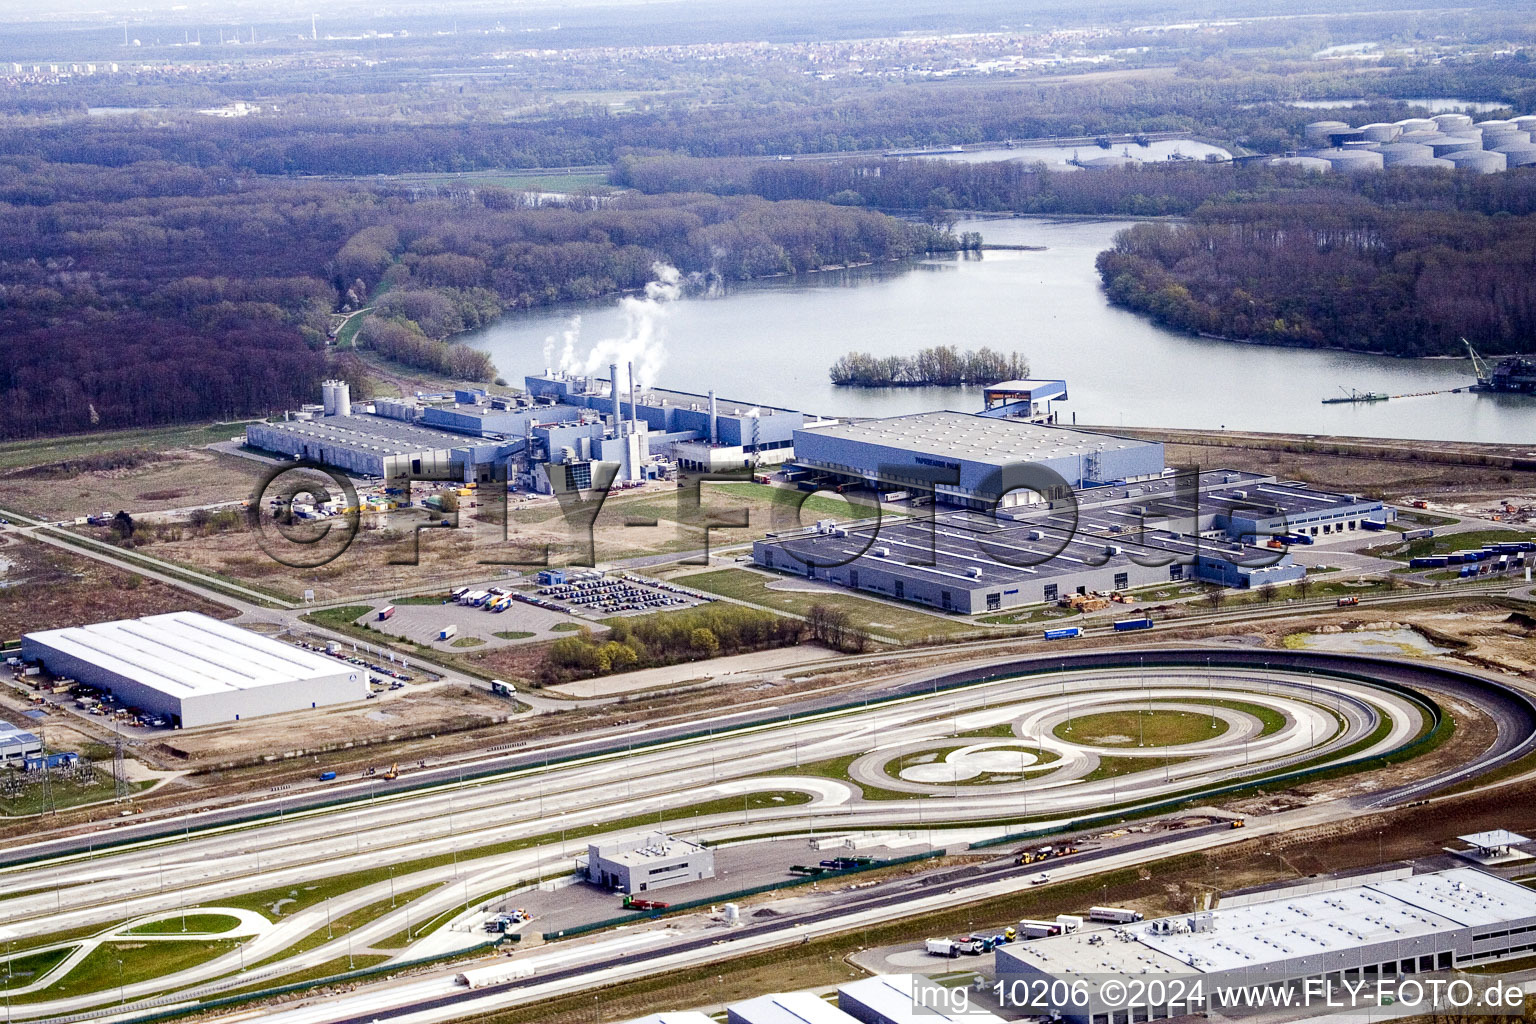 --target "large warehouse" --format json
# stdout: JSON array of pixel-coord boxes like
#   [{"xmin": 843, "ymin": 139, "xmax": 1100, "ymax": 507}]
[
  {"xmin": 753, "ymin": 469, "xmax": 1387, "ymax": 613},
  {"xmin": 790, "ymin": 412, "xmax": 1165, "ymax": 507},
  {"xmin": 997, "ymin": 866, "xmax": 1536, "ymax": 1024},
  {"xmin": 21, "ymin": 612, "xmax": 367, "ymax": 728}
]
